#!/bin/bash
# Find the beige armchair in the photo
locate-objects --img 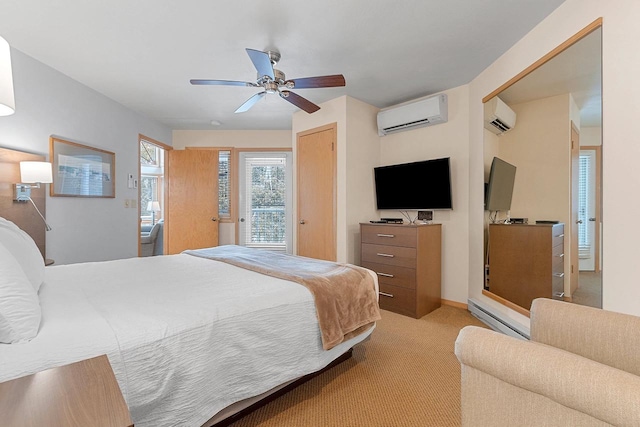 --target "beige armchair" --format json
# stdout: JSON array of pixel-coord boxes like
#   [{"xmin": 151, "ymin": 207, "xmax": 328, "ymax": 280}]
[{"xmin": 455, "ymin": 298, "xmax": 640, "ymax": 426}]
